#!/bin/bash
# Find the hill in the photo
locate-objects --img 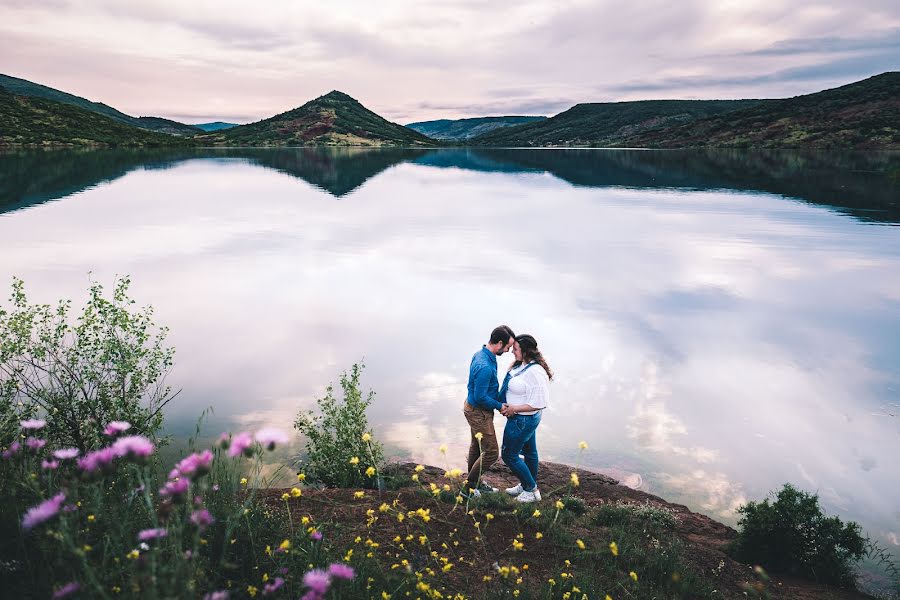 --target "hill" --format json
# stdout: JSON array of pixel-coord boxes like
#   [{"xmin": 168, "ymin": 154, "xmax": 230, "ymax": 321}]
[
  {"xmin": 615, "ymin": 72, "xmax": 900, "ymax": 149},
  {"xmin": 0, "ymin": 86, "xmax": 192, "ymax": 148},
  {"xmin": 471, "ymin": 99, "xmax": 764, "ymax": 146},
  {"xmin": 406, "ymin": 116, "xmax": 546, "ymax": 140},
  {"xmin": 0, "ymin": 73, "xmax": 199, "ymax": 136},
  {"xmin": 197, "ymin": 91, "xmax": 436, "ymax": 147},
  {"xmin": 194, "ymin": 121, "xmax": 239, "ymax": 132}
]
